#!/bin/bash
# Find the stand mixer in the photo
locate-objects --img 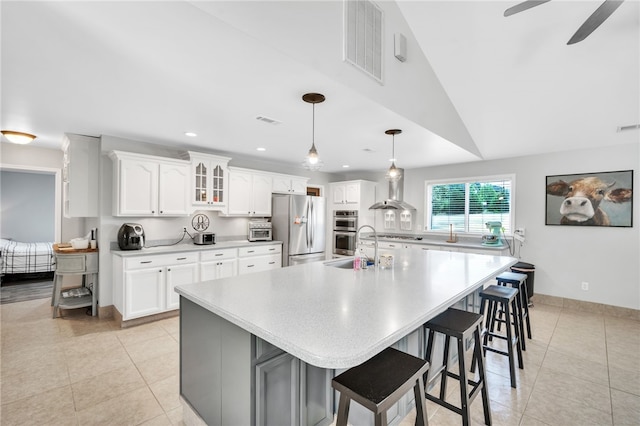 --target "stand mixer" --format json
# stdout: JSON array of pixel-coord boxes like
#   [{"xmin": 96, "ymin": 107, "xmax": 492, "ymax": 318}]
[{"xmin": 481, "ymin": 221, "xmax": 503, "ymax": 246}]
